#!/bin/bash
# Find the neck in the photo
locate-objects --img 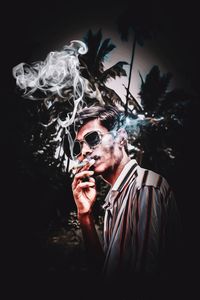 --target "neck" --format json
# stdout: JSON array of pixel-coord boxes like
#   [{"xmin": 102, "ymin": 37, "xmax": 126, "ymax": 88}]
[{"xmin": 102, "ymin": 155, "xmax": 131, "ymax": 186}]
